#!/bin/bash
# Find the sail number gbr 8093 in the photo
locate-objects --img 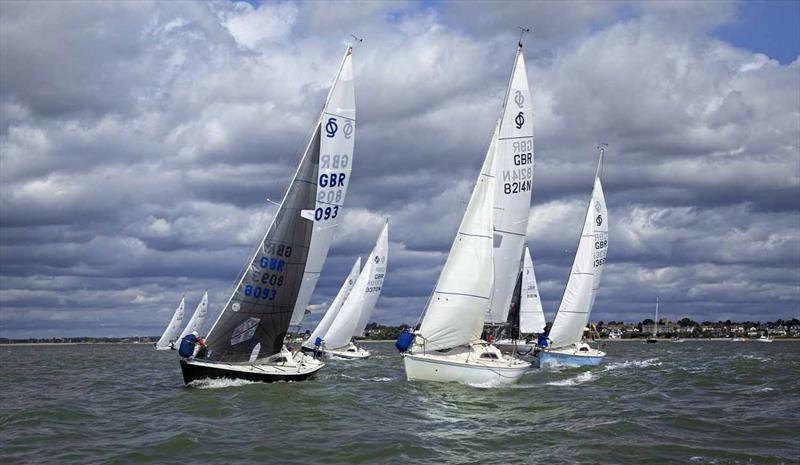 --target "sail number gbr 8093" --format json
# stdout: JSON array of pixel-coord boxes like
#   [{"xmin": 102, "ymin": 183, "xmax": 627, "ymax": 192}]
[
  {"xmin": 243, "ymin": 242, "xmax": 291, "ymax": 302},
  {"xmin": 503, "ymin": 139, "xmax": 533, "ymax": 195}
]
